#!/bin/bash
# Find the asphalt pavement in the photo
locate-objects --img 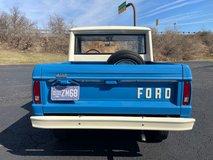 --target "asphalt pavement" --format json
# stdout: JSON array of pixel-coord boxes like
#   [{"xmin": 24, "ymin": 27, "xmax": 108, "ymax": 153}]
[{"xmin": 0, "ymin": 62, "xmax": 212, "ymax": 160}]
